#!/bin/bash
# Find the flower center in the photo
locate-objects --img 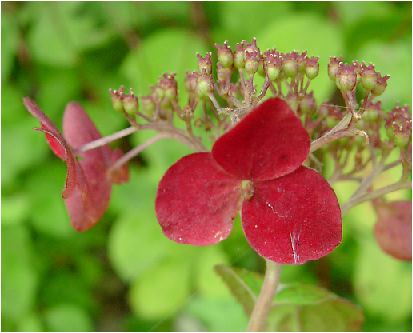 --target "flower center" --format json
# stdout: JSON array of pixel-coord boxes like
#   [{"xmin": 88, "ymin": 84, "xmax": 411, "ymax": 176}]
[{"xmin": 241, "ymin": 180, "xmax": 254, "ymax": 200}]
